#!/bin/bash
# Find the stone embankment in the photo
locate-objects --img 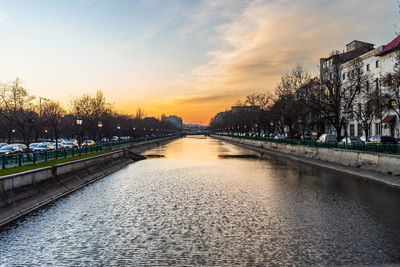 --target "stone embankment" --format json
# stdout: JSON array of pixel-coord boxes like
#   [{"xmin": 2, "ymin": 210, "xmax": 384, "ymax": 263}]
[
  {"xmin": 0, "ymin": 136, "xmax": 179, "ymax": 228},
  {"xmin": 212, "ymin": 135, "xmax": 400, "ymax": 189}
]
